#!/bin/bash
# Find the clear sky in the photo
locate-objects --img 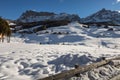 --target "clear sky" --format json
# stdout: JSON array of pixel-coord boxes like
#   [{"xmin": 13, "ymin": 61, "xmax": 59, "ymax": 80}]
[{"xmin": 0, "ymin": 0, "xmax": 120, "ymax": 20}]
